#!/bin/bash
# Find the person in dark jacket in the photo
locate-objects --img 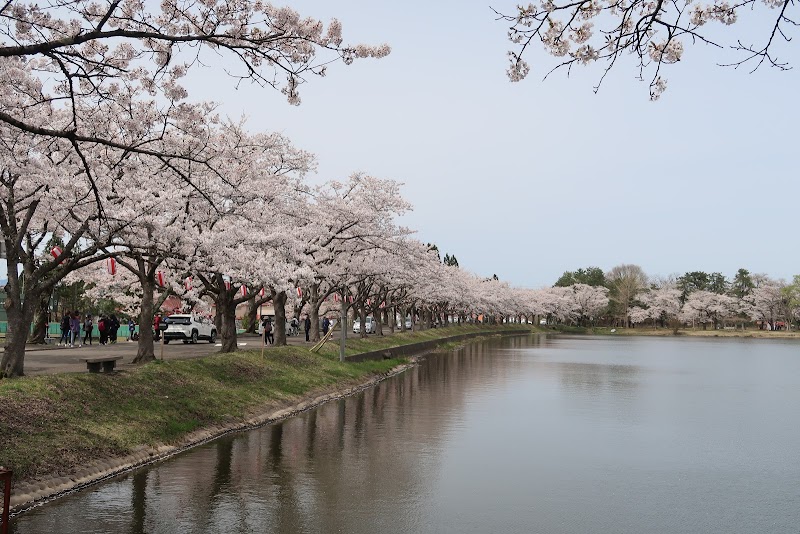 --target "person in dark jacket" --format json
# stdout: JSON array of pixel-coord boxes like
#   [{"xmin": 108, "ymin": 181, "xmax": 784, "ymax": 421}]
[
  {"xmin": 262, "ymin": 317, "xmax": 274, "ymax": 345},
  {"xmin": 83, "ymin": 314, "xmax": 94, "ymax": 345},
  {"xmin": 109, "ymin": 314, "xmax": 120, "ymax": 344},
  {"xmin": 304, "ymin": 315, "xmax": 311, "ymax": 342},
  {"xmin": 322, "ymin": 316, "xmax": 330, "ymax": 336},
  {"xmin": 59, "ymin": 312, "xmax": 71, "ymax": 346}
]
